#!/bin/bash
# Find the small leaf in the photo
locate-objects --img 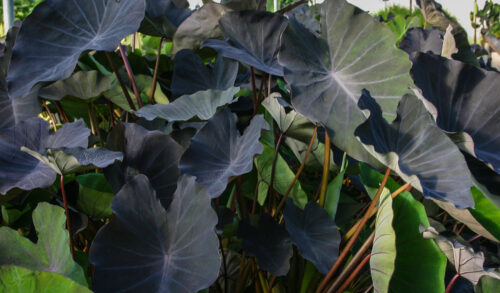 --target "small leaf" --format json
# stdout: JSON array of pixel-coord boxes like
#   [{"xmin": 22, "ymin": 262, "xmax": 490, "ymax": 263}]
[
  {"xmin": 0, "ymin": 203, "xmax": 87, "ymax": 285},
  {"xmin": 237, "ymin": 214, "xmax": 293, "ymax": 276},
  {"xmin": 90, "ymin": 174, "xmax": 221, "ymax": 292},
  {"xmin": 283, "ymin": 199, "xmax": 341, "ymax": 274}
]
